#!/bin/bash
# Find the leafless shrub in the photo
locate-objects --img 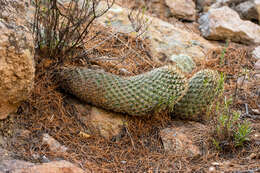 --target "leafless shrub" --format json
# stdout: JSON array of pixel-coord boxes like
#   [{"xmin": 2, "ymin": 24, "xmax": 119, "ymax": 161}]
[{"xmin": 32, "ymin": 0, "xmax": 114, "ymax": 61}]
